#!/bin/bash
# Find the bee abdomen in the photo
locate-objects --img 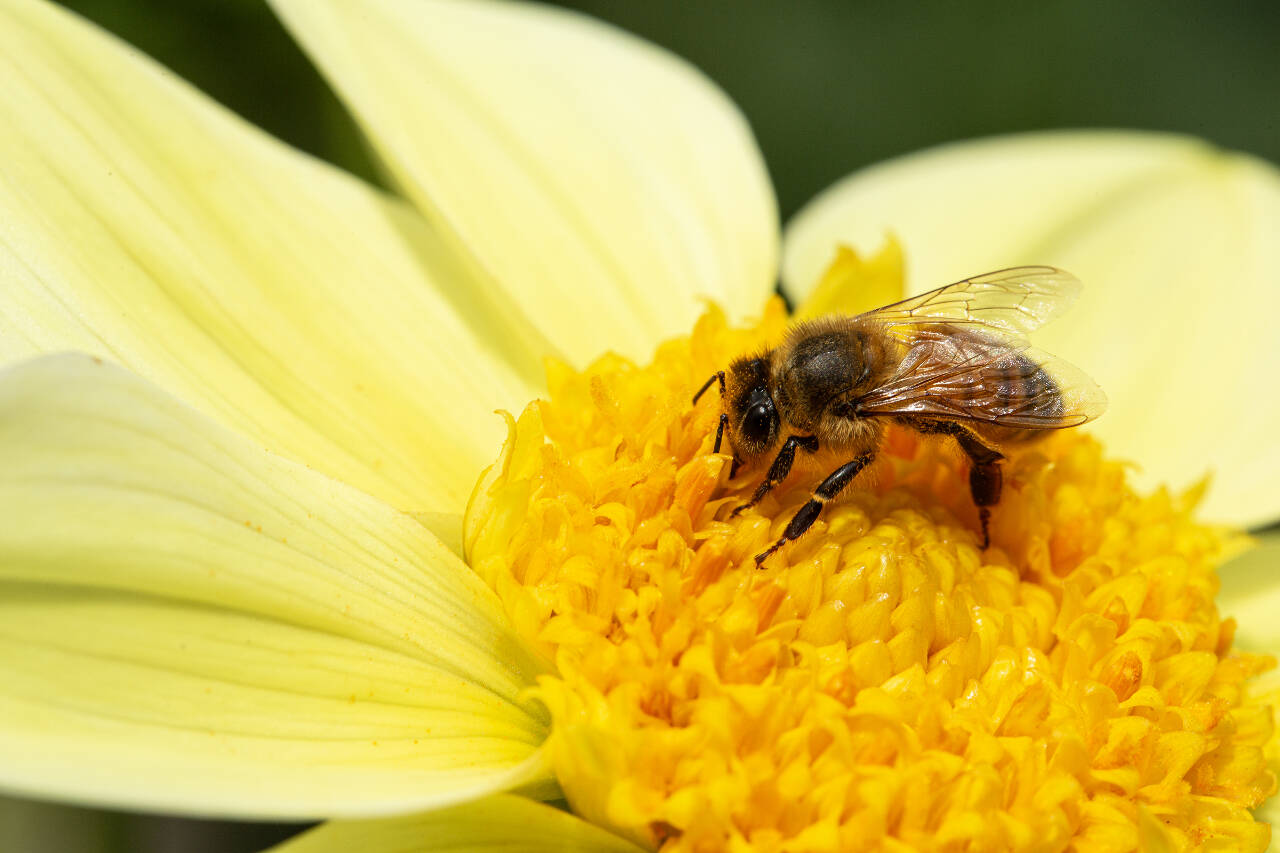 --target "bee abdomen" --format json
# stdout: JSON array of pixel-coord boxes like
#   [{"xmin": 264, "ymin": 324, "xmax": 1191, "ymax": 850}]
[{"xmin": 973, "ymin": 350, "xmax": 1065, "ymax": 443}]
